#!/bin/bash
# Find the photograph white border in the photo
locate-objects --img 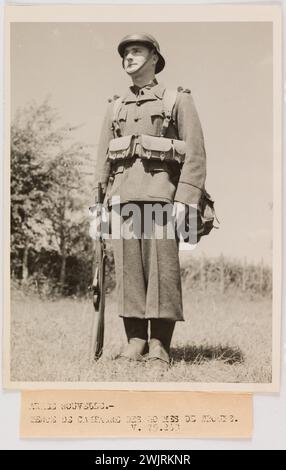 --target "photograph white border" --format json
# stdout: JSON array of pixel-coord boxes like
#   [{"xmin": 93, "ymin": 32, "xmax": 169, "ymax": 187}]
[{"xmin": 3, "ymin": 3, "xmax": 282, "ymax": 392}]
